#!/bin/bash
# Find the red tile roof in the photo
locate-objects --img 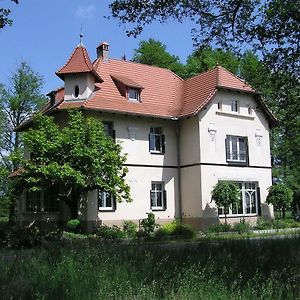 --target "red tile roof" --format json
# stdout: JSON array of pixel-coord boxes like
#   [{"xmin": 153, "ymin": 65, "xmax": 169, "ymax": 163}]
[
  {"xmin": 18, "ymin": 44, "xmax": 276, "ymax": 130},
  {"xmin": 56, "ymin": 45, "xmax": 102, "ymax": 83}
]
